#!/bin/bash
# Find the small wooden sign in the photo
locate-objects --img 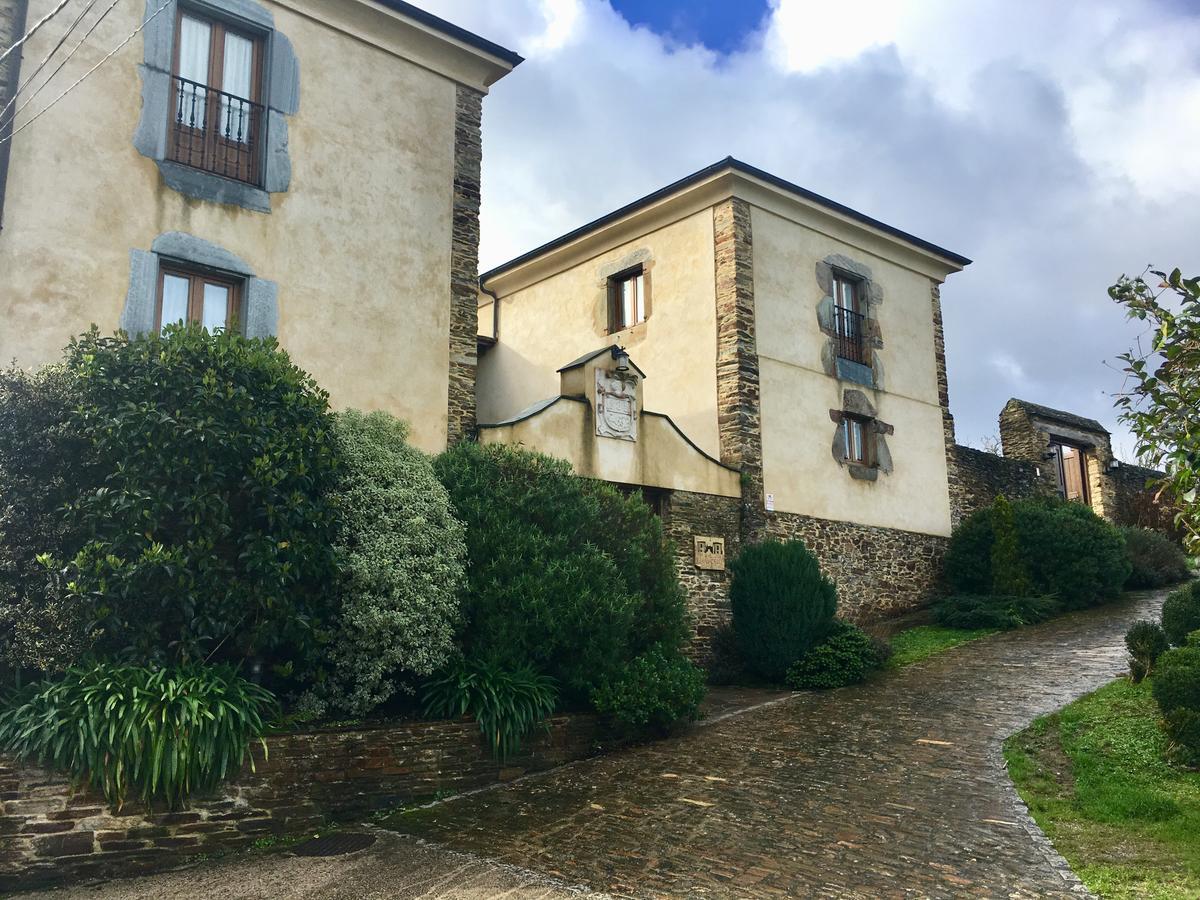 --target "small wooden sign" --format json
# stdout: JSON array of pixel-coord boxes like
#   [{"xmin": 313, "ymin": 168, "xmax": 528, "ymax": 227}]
[{"xmin": 694, "ymin": 535, "xmax": 726, "ymax": 571}]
